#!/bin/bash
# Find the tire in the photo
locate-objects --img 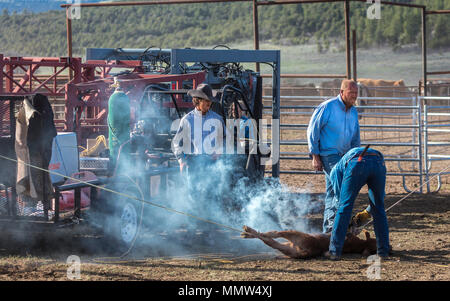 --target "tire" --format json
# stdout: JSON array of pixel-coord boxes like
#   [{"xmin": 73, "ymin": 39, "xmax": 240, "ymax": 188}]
[{"xmin": 100, "ymin": 180, "xmax": 144, "ymax": 254}]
